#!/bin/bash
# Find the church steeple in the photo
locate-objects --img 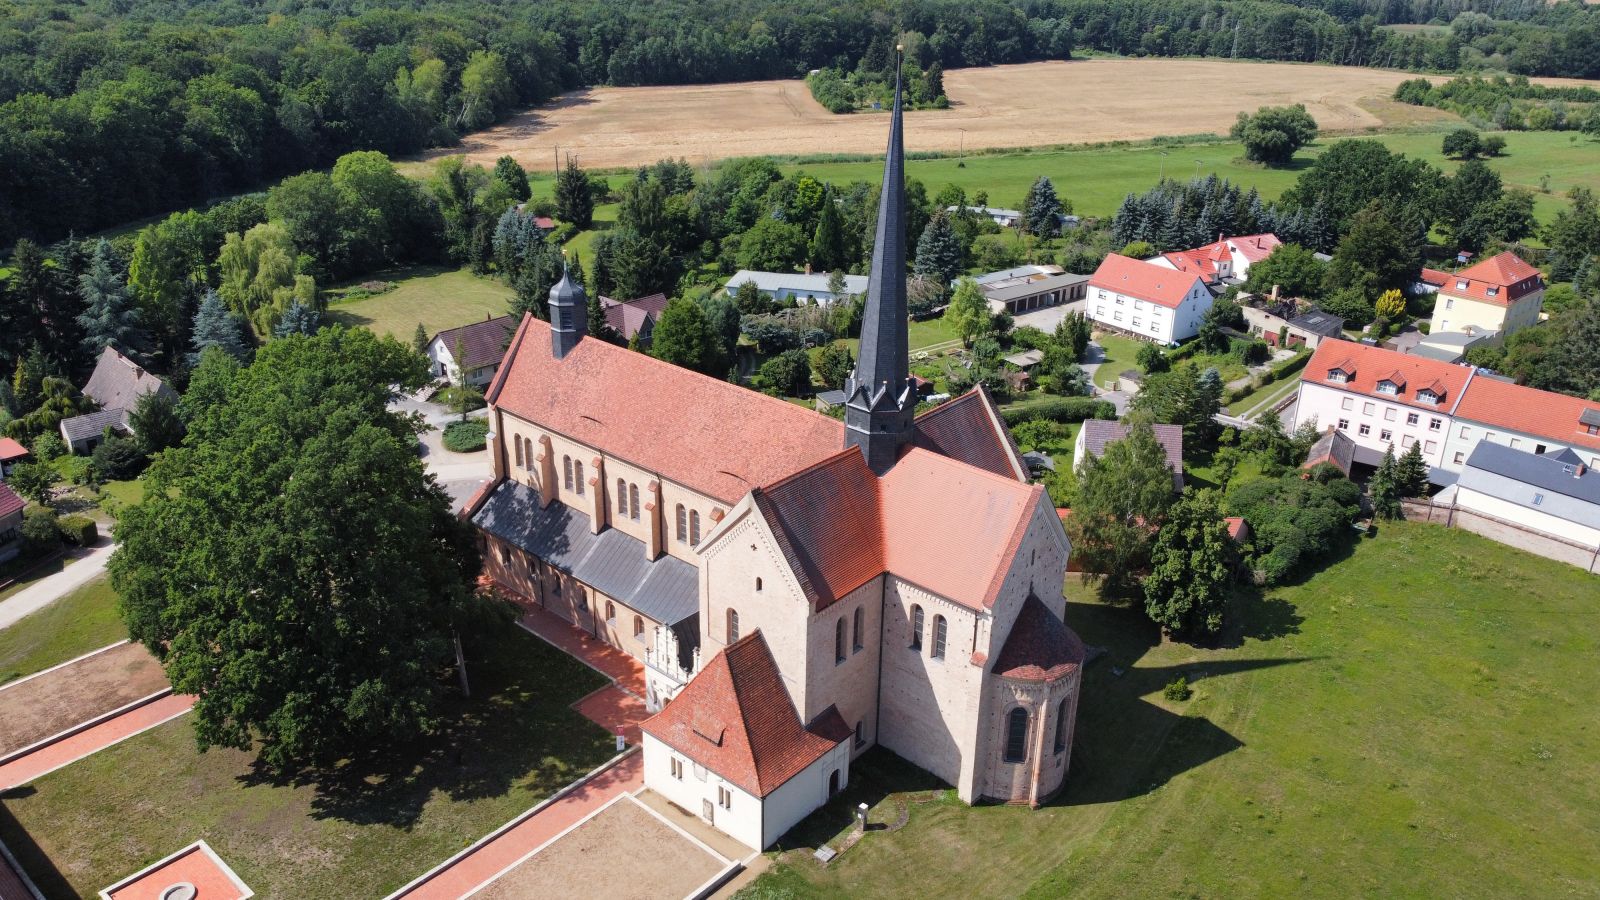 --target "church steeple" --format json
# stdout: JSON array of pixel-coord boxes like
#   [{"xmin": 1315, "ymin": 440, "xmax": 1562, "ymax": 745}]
[
  {"xmin": 549, "ymin": 257, "xmax": 586, "ymax": 359},
  {"xmin": 844, "ymin": 49, "xmax": 915, "ymax": 475}
]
